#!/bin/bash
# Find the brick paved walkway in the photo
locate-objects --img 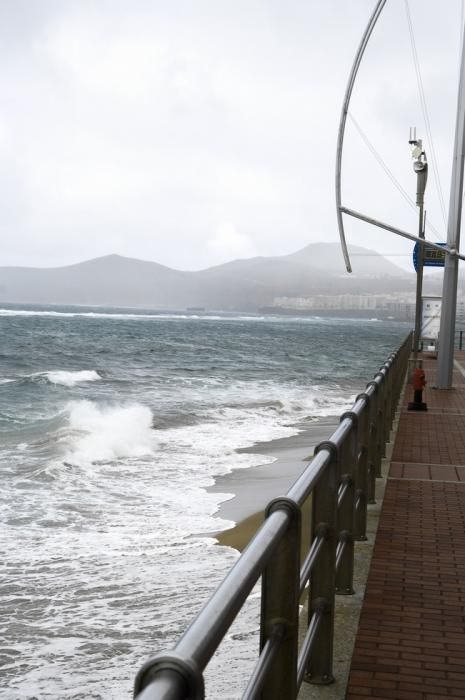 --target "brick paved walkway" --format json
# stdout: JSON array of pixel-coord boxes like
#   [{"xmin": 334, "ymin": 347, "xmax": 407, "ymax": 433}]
[{"xmin": 347, "ymin": 353, "xmax": 465, "ymax": 700}]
